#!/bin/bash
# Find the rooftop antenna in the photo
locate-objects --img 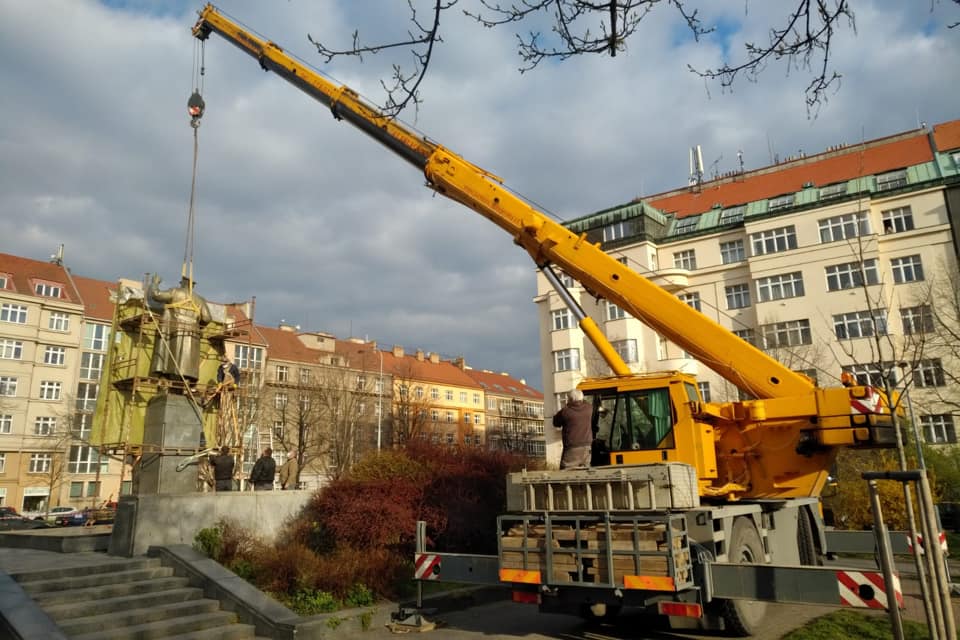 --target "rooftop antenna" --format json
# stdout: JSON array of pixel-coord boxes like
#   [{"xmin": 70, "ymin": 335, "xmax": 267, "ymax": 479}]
[{"xmin": 688, "ymin": 145, "xmax": 704, "ymax": 187}]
